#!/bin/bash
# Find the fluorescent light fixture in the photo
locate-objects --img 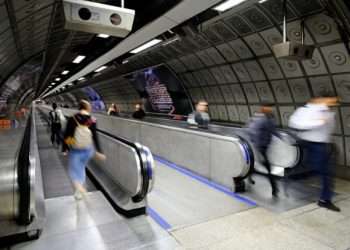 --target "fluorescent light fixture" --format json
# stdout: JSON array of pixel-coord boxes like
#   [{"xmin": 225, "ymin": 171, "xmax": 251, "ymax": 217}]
[
  {"xmin": 213, "ymin": 0, "xmax": 247, "ymax": 12},
  {"xmin": 73, "ymin": 55, "xmax": 86, "ymax": 64},
  {"xmin": 78, "ymin": 77, "xmax": 86, "ymax": 81},
  {"xmin": 130, "ymin": 39, "xmax": 162, "ymax": 54},
  {"xmin": 122, "ymin": 59, "xmax": 129, "ymax": 64},
  {"xmin": 51, "ymin": 82, "xmax": 56, "ymax": 86},
  {"xmin": 97, "ymin": 34, "xmax": 110, "ymax": 38},
  {"xmin": 258, "ymin": 0, "xmax": 267, "ymax": 3},
  {"xmin": 94, "ymin": 66, "xmax": 107, "ymax": 72},
  {"xmin": 62, "ymin": 70, "xmax": 69, "ymax": 75},
  {"xmin": 55, "ymin": 78, "xmax": 61, "ymax": 81}
]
